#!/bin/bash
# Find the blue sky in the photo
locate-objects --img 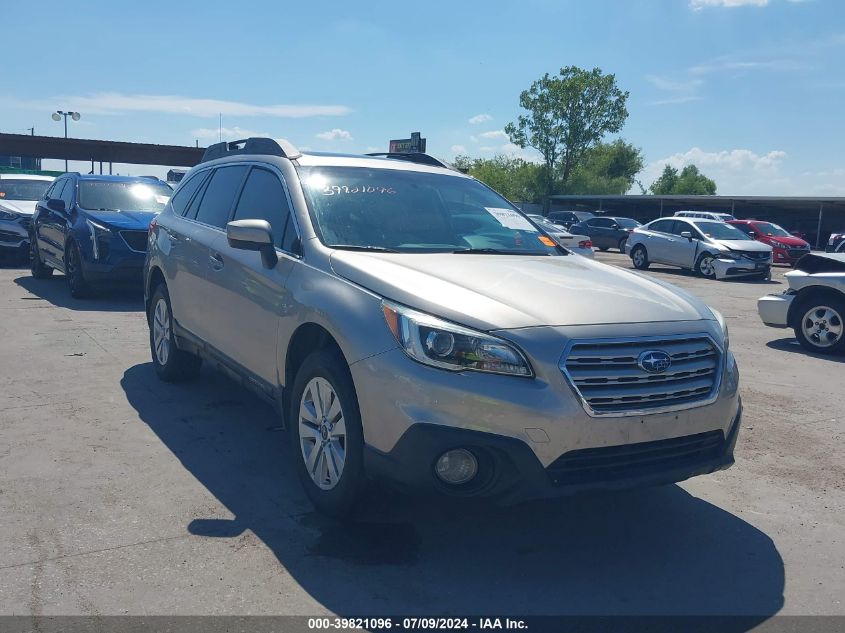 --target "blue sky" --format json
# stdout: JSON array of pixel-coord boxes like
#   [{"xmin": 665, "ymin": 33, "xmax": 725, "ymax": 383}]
[{"xmin": 3, "ymin": 0, "xmax": 844, "ymax": 194}]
